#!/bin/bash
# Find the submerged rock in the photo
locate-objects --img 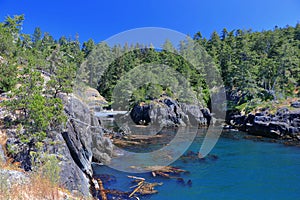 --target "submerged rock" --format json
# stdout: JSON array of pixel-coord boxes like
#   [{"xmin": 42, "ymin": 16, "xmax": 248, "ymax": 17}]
[{"xmin": 187, "ymin": 179, "xmax": 192, "ymax": 187}]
